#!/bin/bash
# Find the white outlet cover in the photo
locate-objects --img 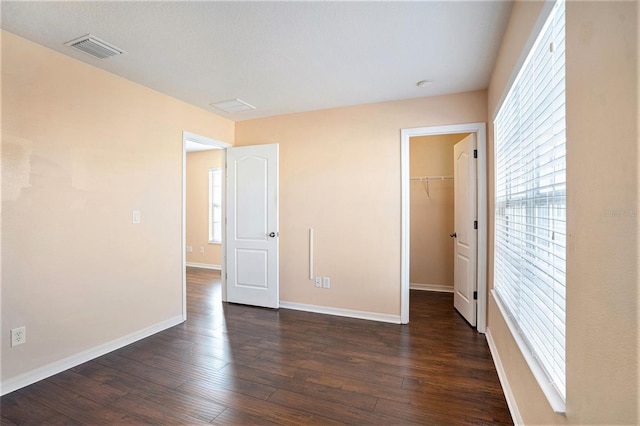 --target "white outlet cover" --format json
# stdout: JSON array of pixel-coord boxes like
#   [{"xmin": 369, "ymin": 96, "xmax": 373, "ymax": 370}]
[
  {"xmin": 315, "ymin": 277, "xmax": 322, "ymax": 287},
  {"xmin": 132, "ymin": 210, "xmax": 141, "ymax": 224},
  {"xmin": 322, "ymin": 277, "xmax": 330, "ymax": 288},
  {"xmin": 11, "ymin": 326, "xmax": 26, "ymax": 347}
]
